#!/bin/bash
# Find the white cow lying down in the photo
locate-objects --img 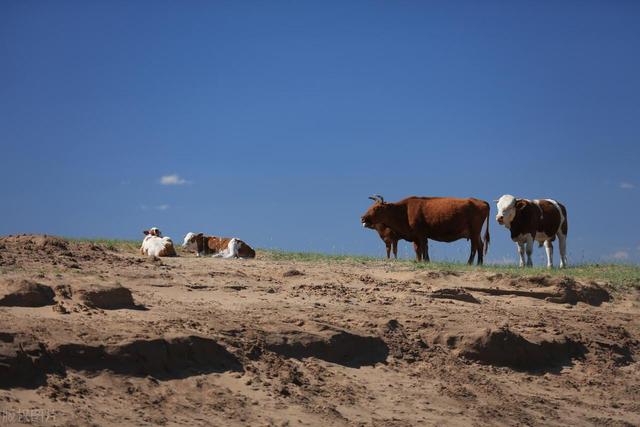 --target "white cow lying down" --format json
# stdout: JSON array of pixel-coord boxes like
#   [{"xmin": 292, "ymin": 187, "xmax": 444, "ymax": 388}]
[{"xmin": 140, "ymin": 227, "xmax": 177, "ymax": 257}]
